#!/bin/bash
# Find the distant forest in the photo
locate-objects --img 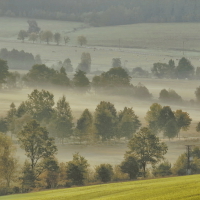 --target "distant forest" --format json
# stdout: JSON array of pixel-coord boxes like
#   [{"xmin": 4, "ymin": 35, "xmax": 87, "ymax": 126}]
[{"xmin": 1, "ymin": 0, "xmax": 200, "ymax": 26}]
